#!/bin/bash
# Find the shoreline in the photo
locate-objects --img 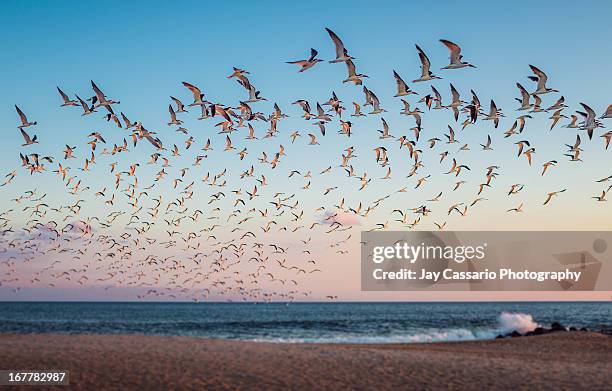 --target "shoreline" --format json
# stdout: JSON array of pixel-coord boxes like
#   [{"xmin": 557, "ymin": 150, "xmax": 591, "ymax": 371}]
[{"xmin": 1, "ymin": 332, "xmax": 610, "ymax": 390}]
